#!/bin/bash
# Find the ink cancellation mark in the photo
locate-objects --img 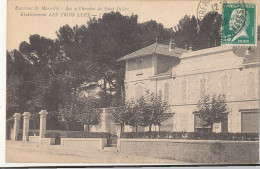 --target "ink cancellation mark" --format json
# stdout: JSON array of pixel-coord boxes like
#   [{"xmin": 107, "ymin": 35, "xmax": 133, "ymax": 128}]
[
  {"xmin": 222, "ymin": 3, "xmax": 257, "ymax": 46},
  {"xmin": 197, "ymin": 0, "xmax": 249, "ymax": 42}
]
